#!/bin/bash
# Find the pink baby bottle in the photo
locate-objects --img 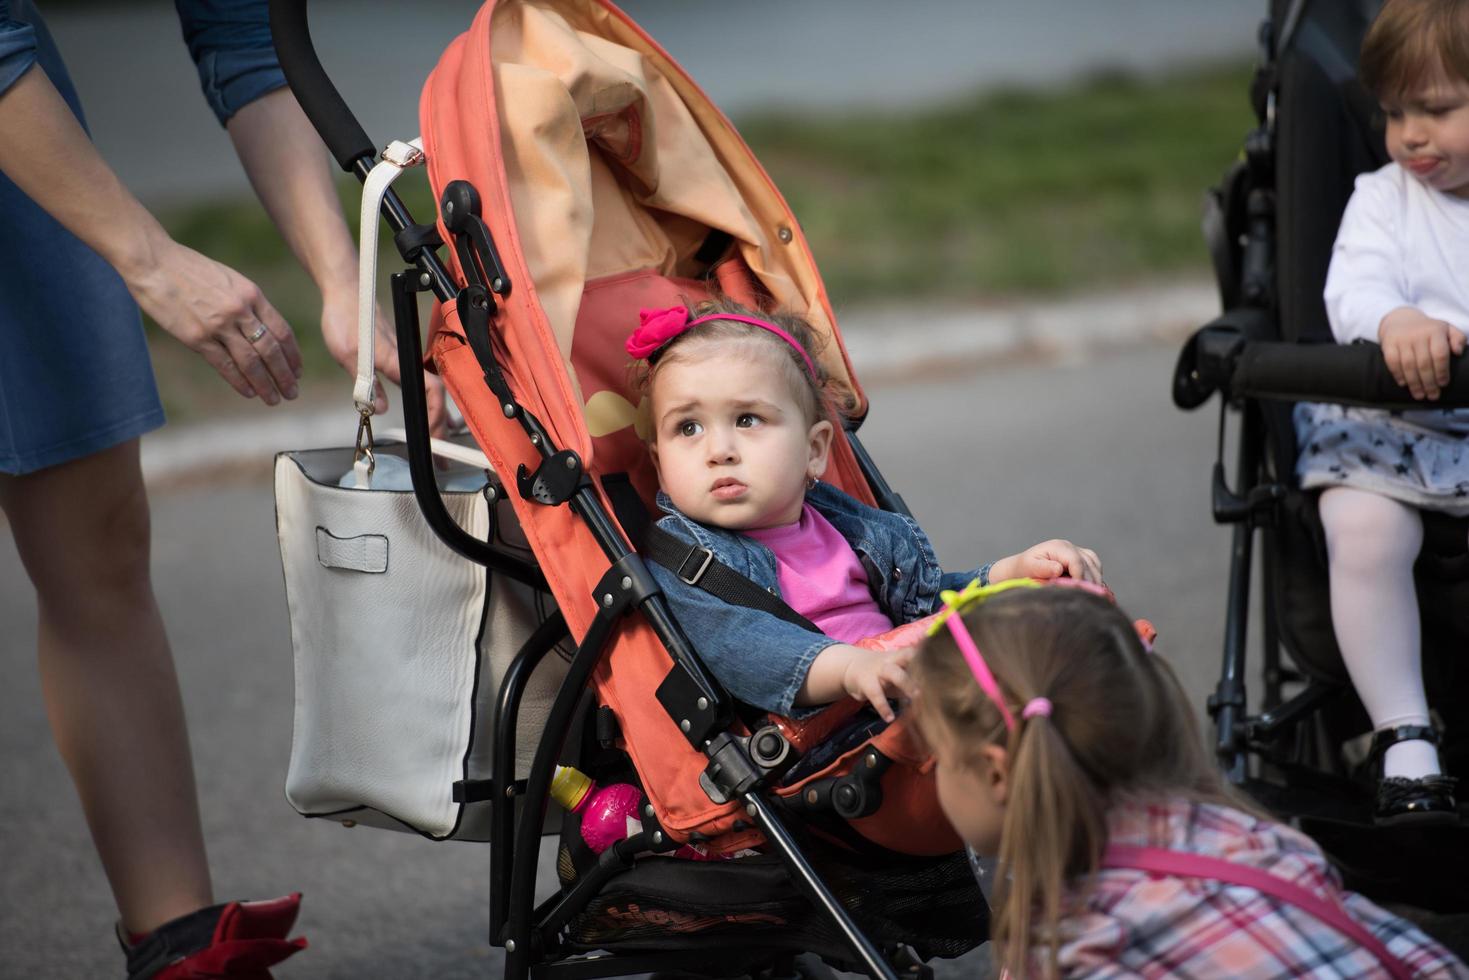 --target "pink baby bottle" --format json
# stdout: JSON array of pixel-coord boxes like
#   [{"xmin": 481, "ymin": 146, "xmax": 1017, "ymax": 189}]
[
  {"xmin": 550, "ymin": 765, "xmax": 644, "ymax": 854},
  {"xmin": 550, "ymin": 765, "xmax": 717, "ymax": 859}
]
